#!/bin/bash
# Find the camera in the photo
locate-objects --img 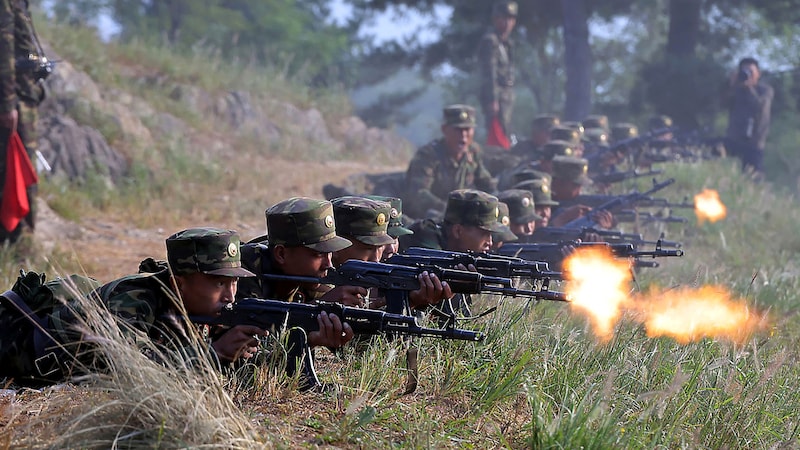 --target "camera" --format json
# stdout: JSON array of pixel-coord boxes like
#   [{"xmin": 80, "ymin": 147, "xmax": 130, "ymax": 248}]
[
  {"xmin": 16, "ymin": 54, "xmax": 54, "ymax": 82},
  {"xmin": 737, "ymin": 67, "xmax": 752, "ymax": 82}
]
